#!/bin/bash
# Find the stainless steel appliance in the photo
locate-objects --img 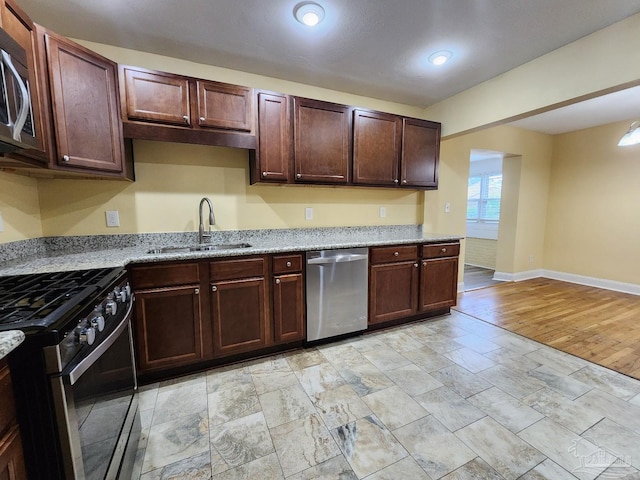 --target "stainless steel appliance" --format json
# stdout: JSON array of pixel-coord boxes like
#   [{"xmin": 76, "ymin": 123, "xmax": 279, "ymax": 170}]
[
  {"xmin": 306, "ymin": 248, "xmax": 368, "ymax": 341},
  {"xmin": 0, "ymin": 267, "xmax": 140, "ymax": 480},
  {"xmin": 0, "ymin": 26, "xmax": 37, "ymax": 153}
]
